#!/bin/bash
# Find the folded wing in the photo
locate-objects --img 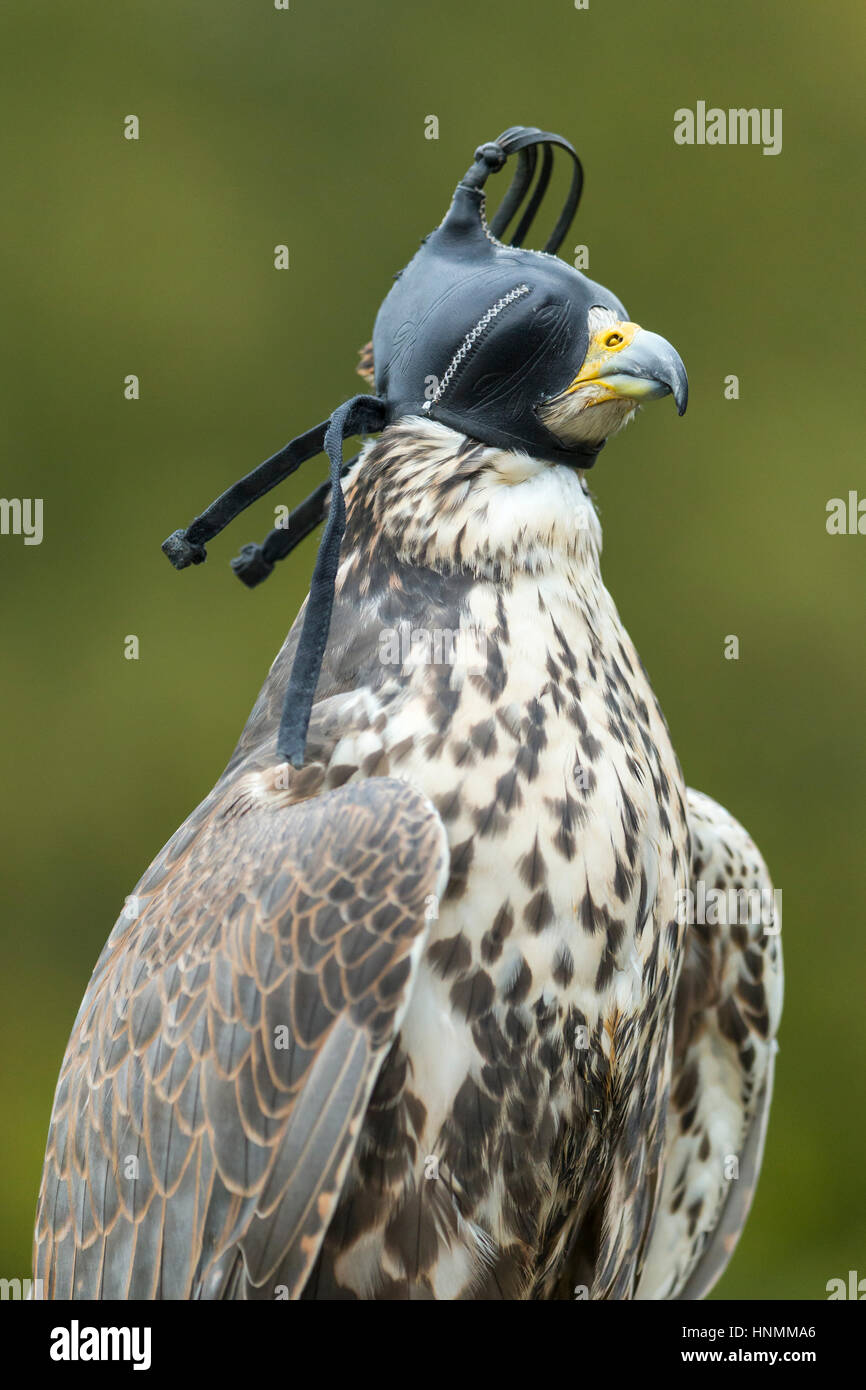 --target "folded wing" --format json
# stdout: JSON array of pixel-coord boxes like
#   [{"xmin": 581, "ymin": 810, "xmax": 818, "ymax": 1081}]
[
  {"xmin": 636, "ymin": 788, "xmax": 783, "ymax": 1300},
  {"xmin": 34, "ymin": 776, "xmax": 448, "ymax": 1299}
]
